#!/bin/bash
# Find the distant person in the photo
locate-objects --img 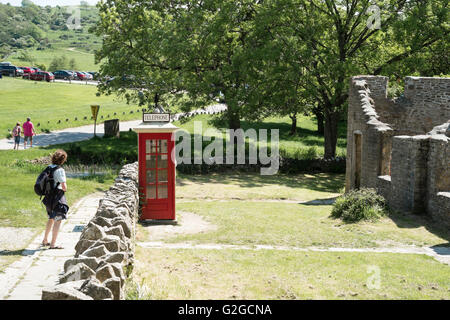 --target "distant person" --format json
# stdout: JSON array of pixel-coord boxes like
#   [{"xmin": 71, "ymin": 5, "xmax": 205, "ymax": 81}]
[
  {"xmin": 41, "ymin": 149, "xmax": 69, "ymax": 249},
  {"xmin": 12, "ymin": 122, "xmax": 22, "ymax": 150},
  {"xmin": 23, "ymin": 117, "xmax": 36, "ymax": 149}
]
